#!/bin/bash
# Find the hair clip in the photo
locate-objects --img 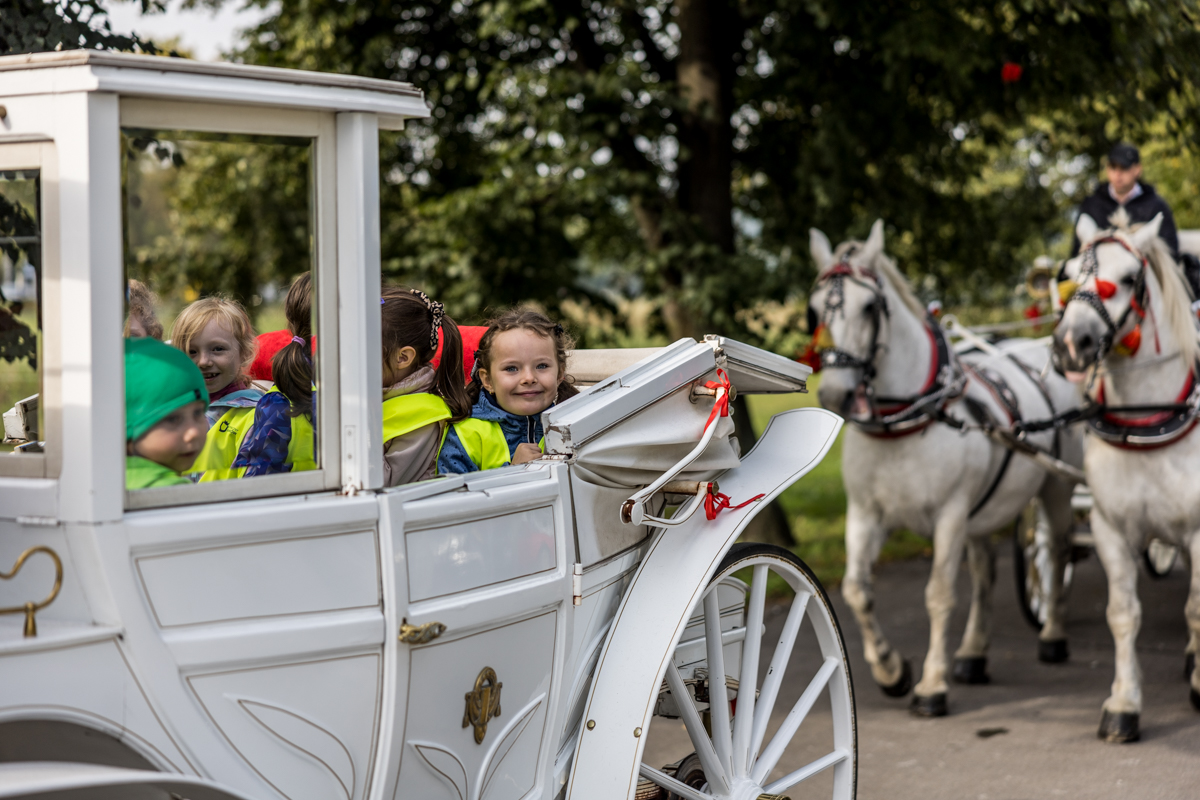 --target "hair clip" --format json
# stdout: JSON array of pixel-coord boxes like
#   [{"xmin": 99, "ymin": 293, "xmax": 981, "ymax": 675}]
[
  {"xmin": 381, "ymin": 298, "xmax": 386, "ymax": 305},
  {"xmin": 552, "ymin": 323, "xmax": 564, "ymax": 336}
]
